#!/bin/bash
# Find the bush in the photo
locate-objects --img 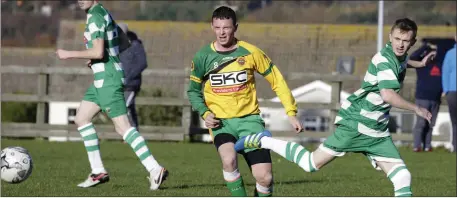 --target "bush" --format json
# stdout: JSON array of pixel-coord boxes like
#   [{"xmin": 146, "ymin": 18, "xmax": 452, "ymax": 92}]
[
  {"xmin": 136, "ymin": 87, "xmax": 182, "ymax": 126},
  {"xmin": 1, "ymin": 102, "xmax": 37, "ymax": 123}
]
